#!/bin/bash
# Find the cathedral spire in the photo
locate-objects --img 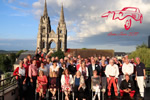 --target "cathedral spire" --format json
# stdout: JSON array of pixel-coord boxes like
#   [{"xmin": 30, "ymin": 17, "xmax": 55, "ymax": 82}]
[
  {"xmin": 43, "ymin": 0, "xmax": 48, "ymax": 16},
  {"xmin": 59, "ymin": 4, "xmax": 65, "ymax": 23}
]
